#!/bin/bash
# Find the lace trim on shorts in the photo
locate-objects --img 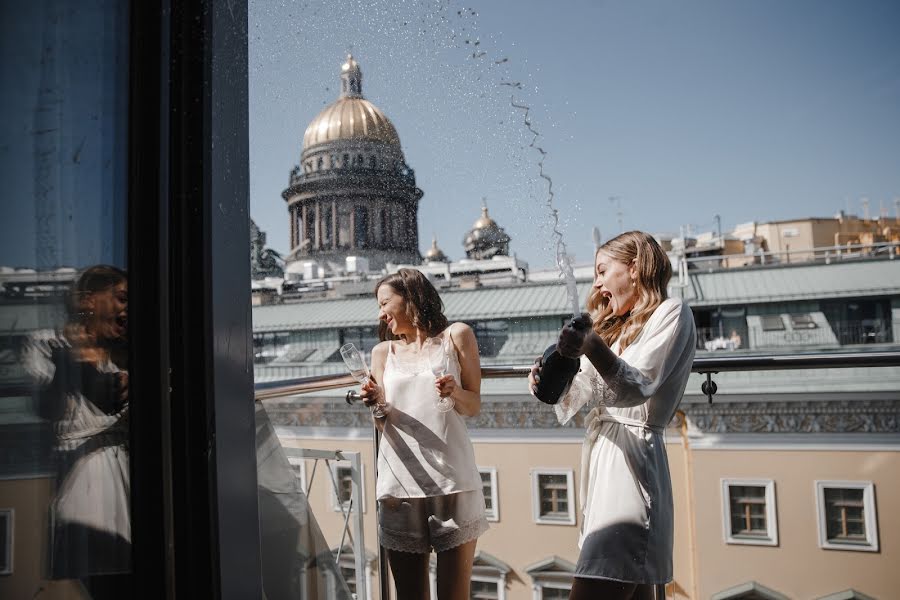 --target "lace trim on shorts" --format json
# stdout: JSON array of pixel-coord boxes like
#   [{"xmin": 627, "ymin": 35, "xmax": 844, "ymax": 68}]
[{"xmin": 379, "ymin": 514, "xmax": 489, "ymax": 554}]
